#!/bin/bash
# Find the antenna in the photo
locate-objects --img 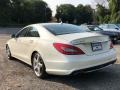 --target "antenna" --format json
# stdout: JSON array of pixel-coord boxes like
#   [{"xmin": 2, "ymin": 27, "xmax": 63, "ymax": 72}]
[
  {"xmin": 60, "ymin": 19, "xmax": 63, "ymax": 24},
  {"xmin": 60, "ymin": 21, "xmax": 63, "ymax": 24}
]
